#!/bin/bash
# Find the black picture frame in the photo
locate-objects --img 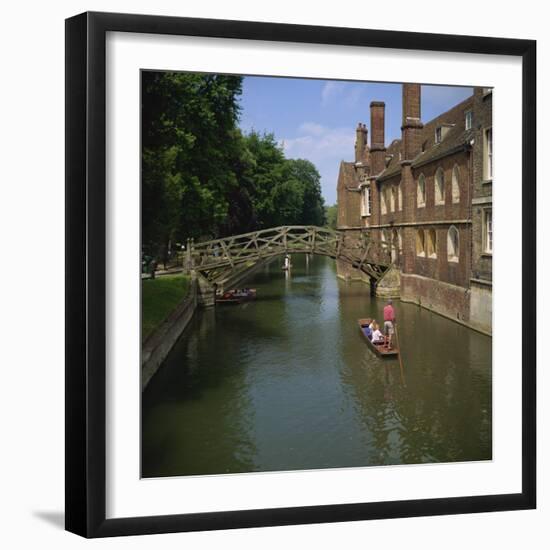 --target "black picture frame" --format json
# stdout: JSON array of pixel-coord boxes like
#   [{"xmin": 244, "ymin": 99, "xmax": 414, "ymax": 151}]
[{"xmin": 65, "ymin": 11, "xmax": 536, "ymax": 538}]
